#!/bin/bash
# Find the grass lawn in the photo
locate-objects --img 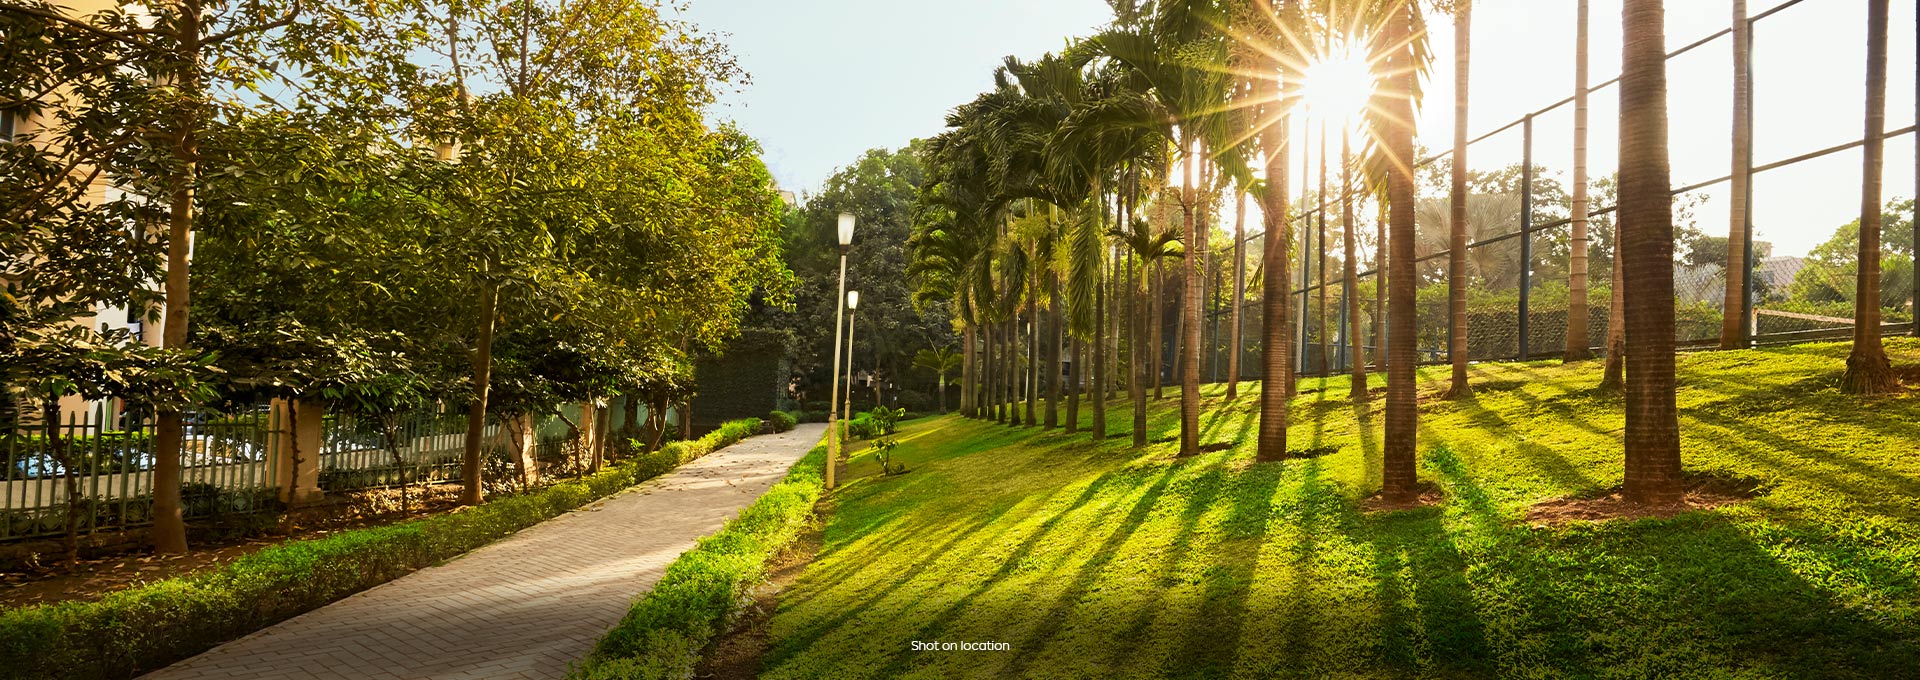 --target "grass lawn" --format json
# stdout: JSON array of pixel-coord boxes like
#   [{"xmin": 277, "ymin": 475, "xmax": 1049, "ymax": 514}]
[{"xmin": 758, "ymin": 339, "xmax": 1920, "ymax": 679}]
